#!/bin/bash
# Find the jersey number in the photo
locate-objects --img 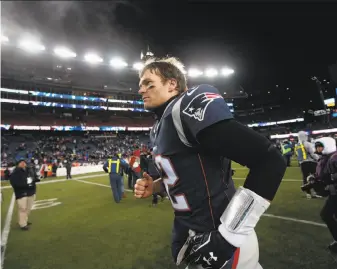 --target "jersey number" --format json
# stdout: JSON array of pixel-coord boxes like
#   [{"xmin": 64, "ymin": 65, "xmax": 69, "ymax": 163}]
[{"xmin": 155, "ymin": 156, "xmax": 190, "ymax": 211}]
